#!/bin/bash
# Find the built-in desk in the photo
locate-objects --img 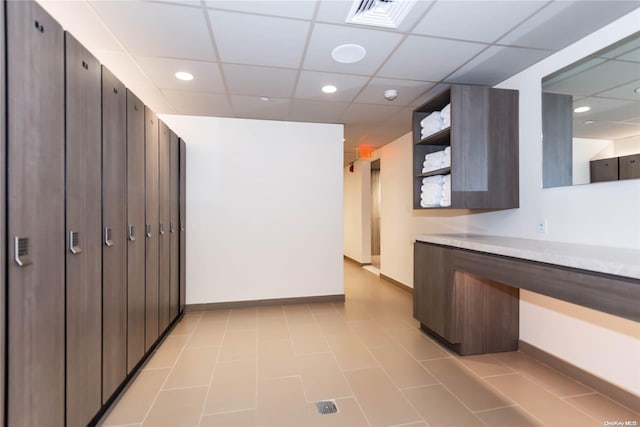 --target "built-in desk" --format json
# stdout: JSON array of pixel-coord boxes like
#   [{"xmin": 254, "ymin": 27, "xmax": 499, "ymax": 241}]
[{"xmin": 413, "ymin": 234, "xmax": 640, "ymax": 355}]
